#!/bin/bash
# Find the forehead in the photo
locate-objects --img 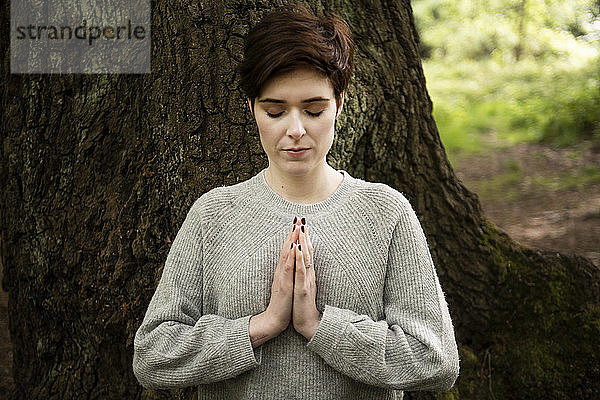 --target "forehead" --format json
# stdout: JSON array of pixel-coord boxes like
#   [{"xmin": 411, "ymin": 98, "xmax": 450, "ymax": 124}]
[{"xmin": 259, "ymin": 67, "xmax": 334, "ymax": 100}]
